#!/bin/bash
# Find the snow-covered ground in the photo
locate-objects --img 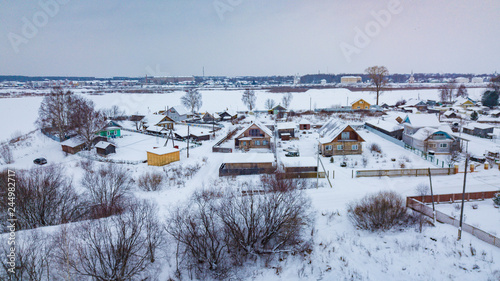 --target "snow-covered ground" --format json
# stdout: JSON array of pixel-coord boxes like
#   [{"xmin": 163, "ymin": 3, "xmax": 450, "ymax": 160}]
[{"xmin": 1, "ymin": 88, "xmax": 500, "ymax": 280}]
